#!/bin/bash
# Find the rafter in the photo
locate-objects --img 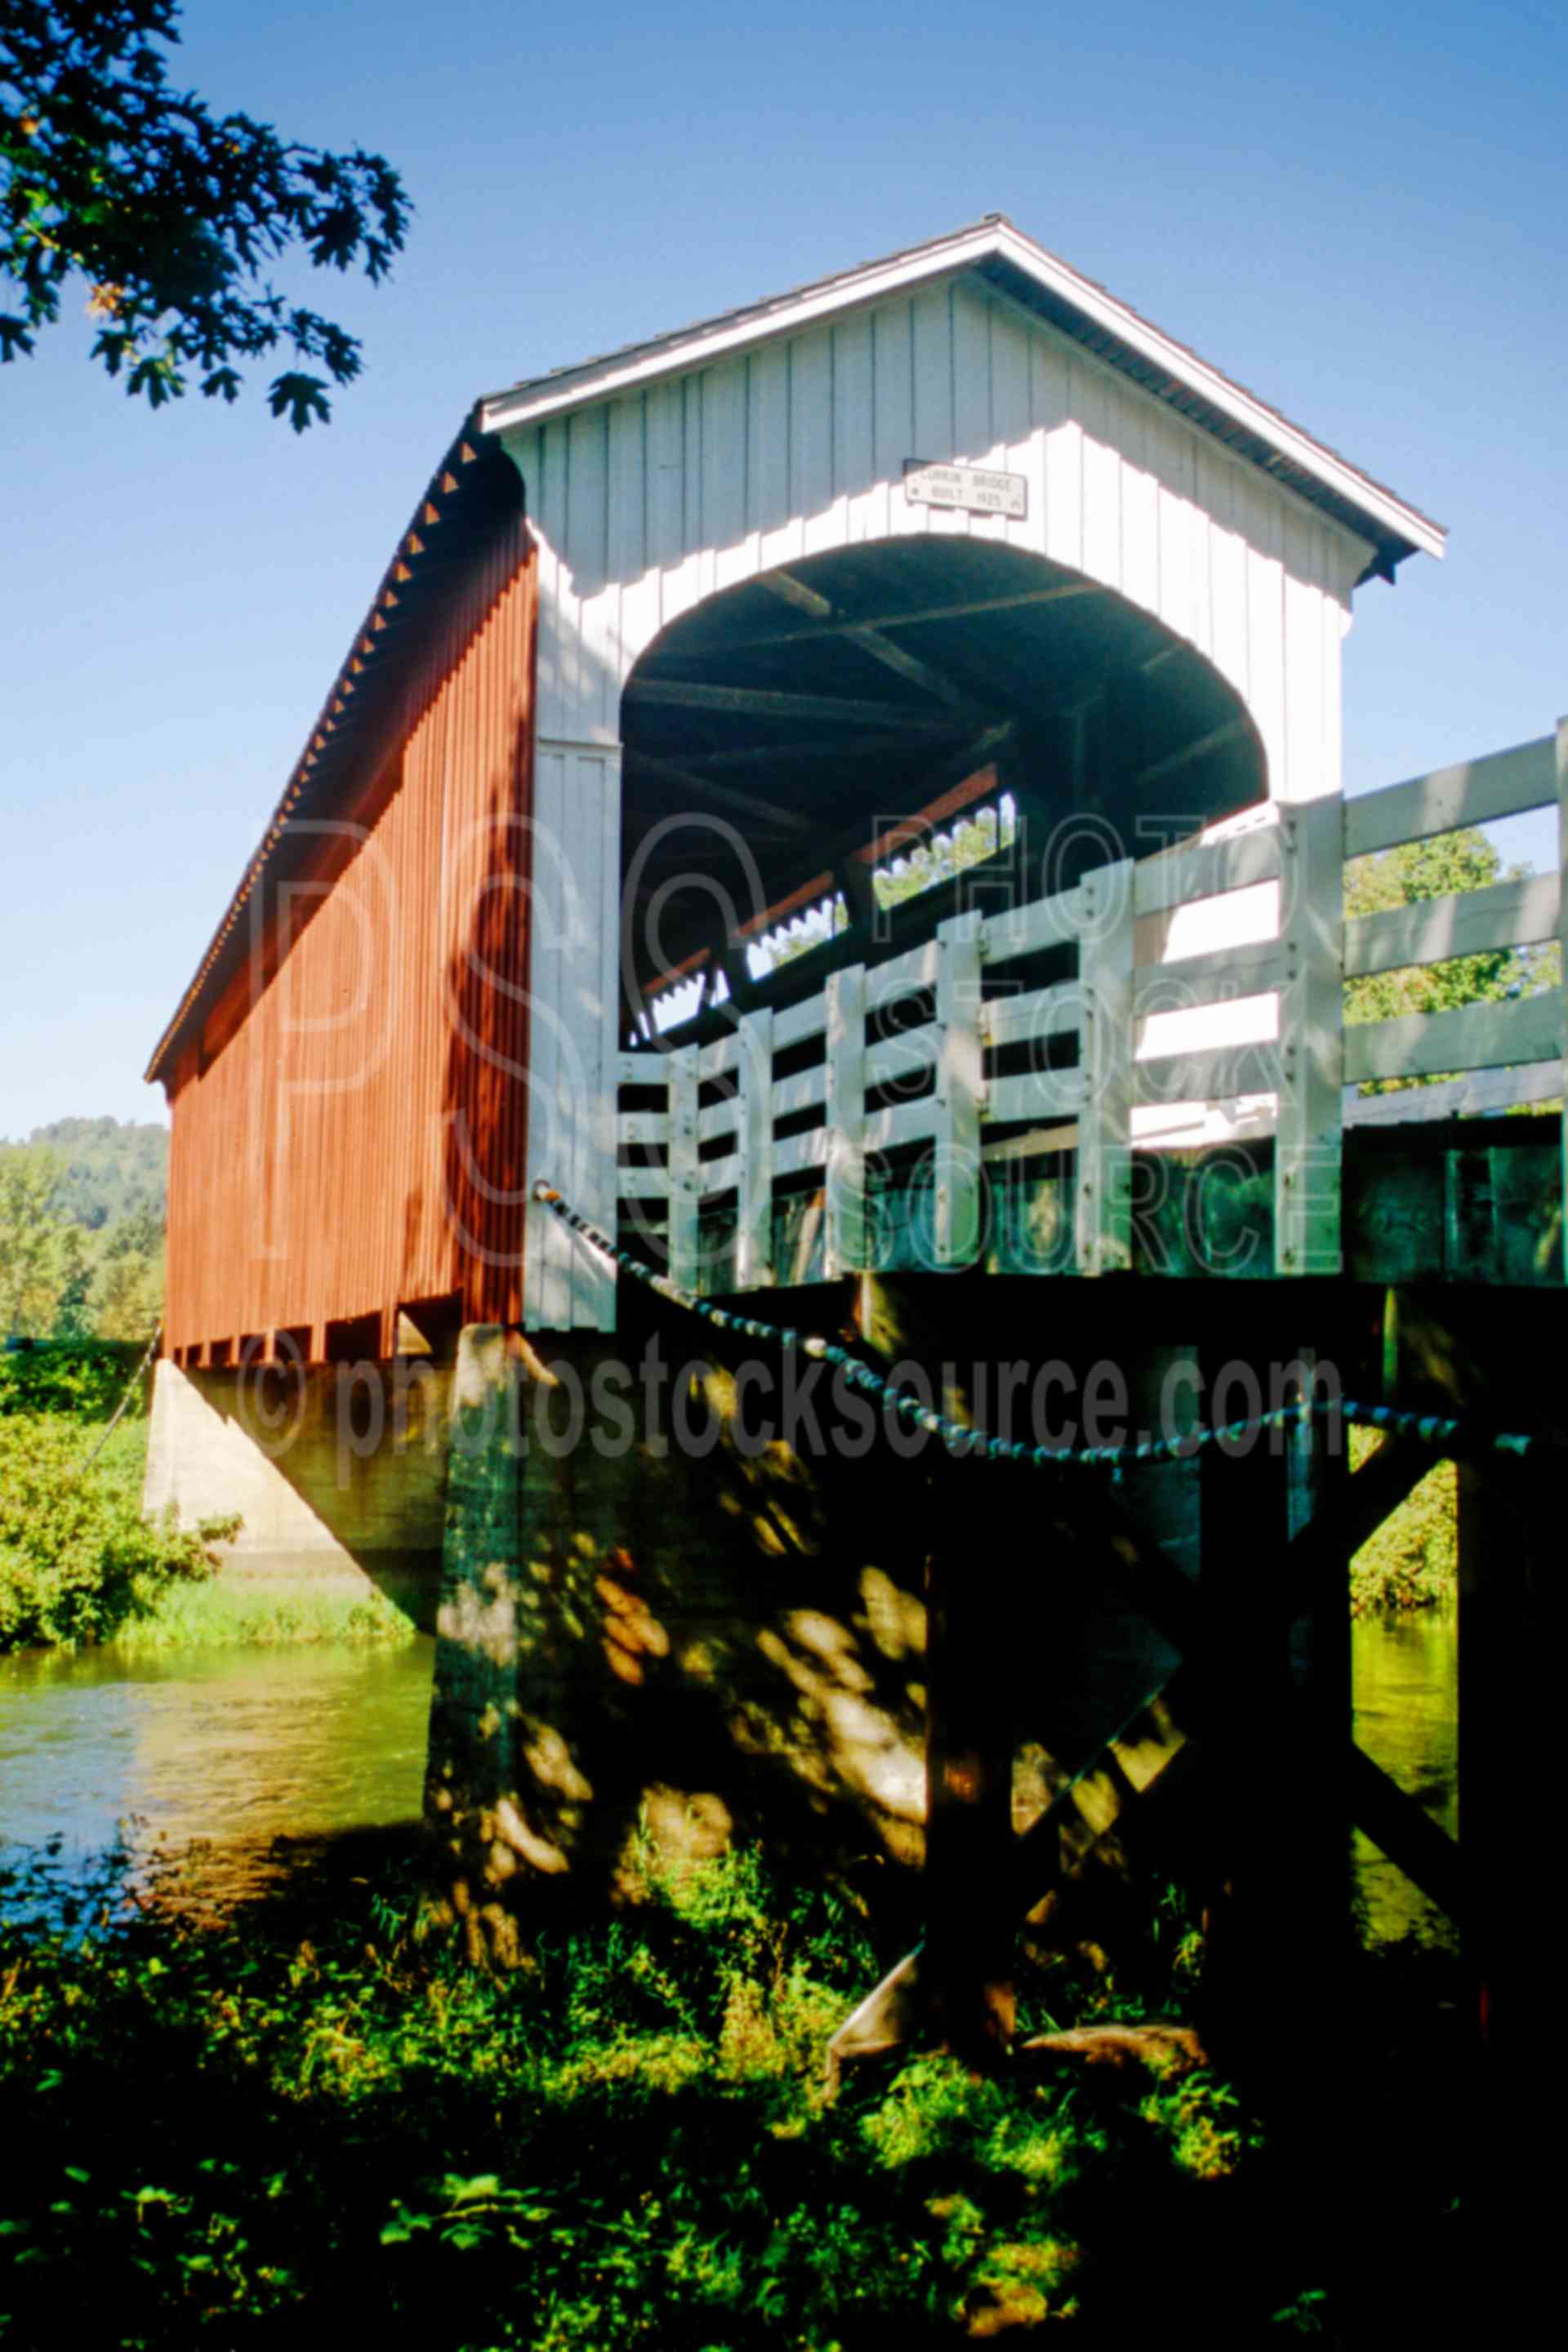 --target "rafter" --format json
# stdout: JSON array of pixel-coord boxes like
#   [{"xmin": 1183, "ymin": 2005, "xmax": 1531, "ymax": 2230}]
[
  {"xmin": 650, "ymin": 729, "xmax": 972, "ymax": 774},
  {"xmin": 1134, "ymin": 716, "xmax": 1251, "ymax": 789},
  {"xmin": 761, "ymin": 570, "xmax": 985, "ymax": 712},
  {"xmin": 677, "ymin": 579, "xmax": 1107, "ymax": 659},
  {"xmin": 624, "ymin": 746, "xmax": 813, "ymax": 835},
  {"xmin": 623, "ymin": 679, "xmax": 958, "ymax": 729}
]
